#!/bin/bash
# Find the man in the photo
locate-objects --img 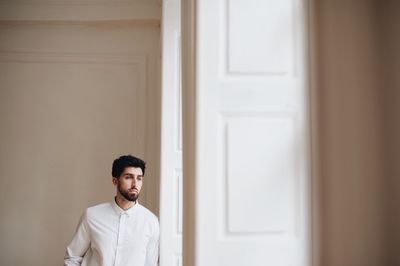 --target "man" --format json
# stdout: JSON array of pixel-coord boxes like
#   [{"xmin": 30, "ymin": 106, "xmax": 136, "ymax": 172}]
[{"xmin": 64, "ymin": 155, "xmax": 159, "ymax": 266}]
